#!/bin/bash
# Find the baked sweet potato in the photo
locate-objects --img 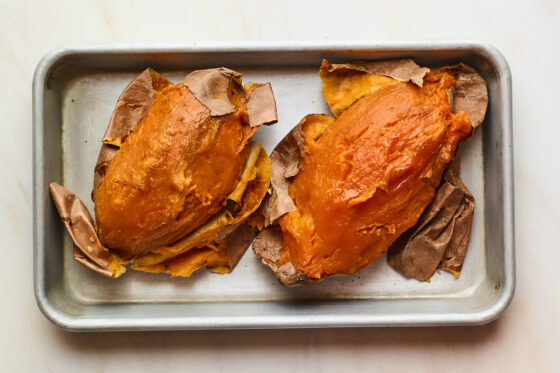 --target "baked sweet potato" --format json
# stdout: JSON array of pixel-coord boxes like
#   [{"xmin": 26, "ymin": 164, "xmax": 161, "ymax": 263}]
[
  {"xmin": 50, "ymin": 67, "xmax": 277, "ymax": 278},
  {"xmin": 253, "ymin": 59, "xmax": 487, "ymax": 286}
]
